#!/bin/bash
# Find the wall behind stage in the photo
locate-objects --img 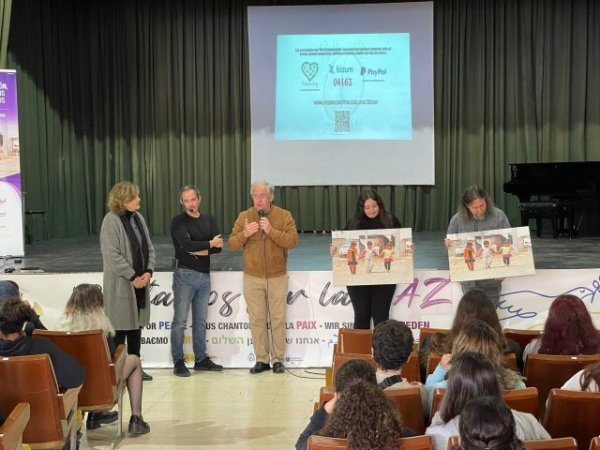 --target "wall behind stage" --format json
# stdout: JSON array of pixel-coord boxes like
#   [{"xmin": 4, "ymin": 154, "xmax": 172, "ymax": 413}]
[{"xmin": 4, "ymin": 269, "xmax": 600, "ymax": 368}]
